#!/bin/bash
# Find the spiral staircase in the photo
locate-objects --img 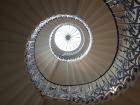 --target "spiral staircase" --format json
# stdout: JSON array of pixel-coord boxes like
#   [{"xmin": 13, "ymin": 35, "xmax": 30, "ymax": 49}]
[{"xmin": 0, "ymin": 0, "xmax": 140, "ymax": 105}]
